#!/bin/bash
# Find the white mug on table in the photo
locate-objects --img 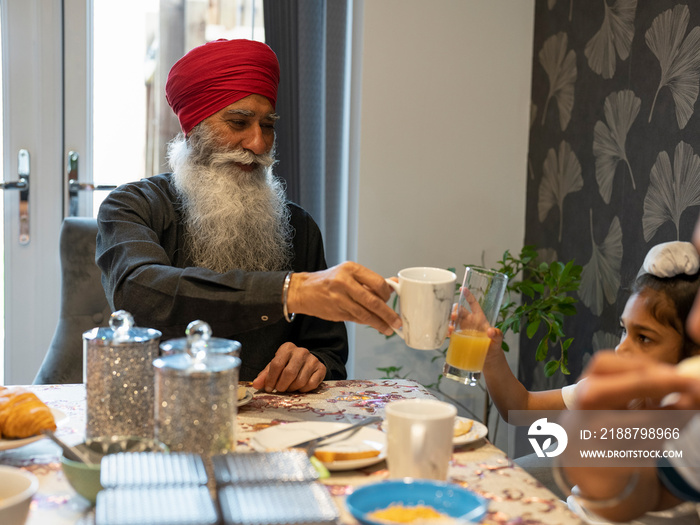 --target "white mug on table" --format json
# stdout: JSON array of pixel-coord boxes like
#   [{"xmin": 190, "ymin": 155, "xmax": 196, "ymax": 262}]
[
  {"xmin": 385, "ymin": 398, "xmax": 456, "ymax": 480},
  {"xmin": 385, "ymin": 267, "xmax": 456, "ymax": 350}
]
